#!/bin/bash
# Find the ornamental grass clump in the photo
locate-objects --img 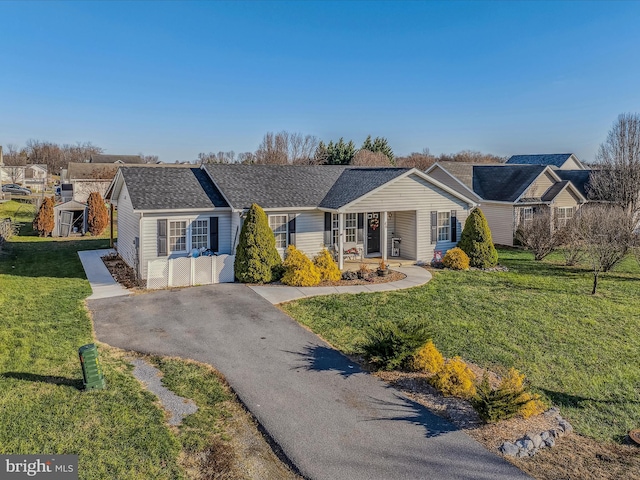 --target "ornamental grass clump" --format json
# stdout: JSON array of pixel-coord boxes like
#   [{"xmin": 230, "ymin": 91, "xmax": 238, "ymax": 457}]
[
  {"xmin": 282, "ymin": 245, "xmax": 321, "ymax": 287},
  {"xmin": 411, "ymin": 340, "xmax": 444, "ymax": 374},
  {"xmin": 430, "ymin": 356, "xmax": 477, "ymax": 398},
  {"xmin": 472, "ymin": 368, "xmax": 545, "ymax": 423},
  {"xmin": 360, "ymin": 320, "xmax": 430, "ymax": 371},
  {"xmin": 442, "ymin": 247, "xmax": 470, "ymax": 270},
  {"xmin": 313, "ymin": 248, "xmax": 341, "ymax": 282}
]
